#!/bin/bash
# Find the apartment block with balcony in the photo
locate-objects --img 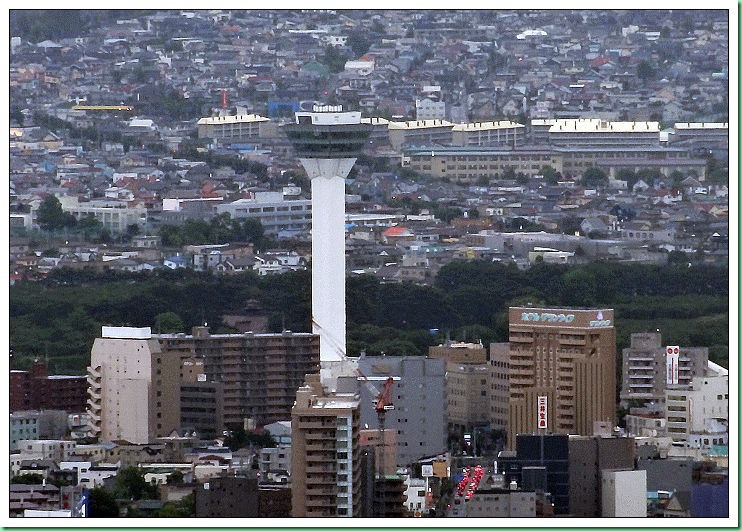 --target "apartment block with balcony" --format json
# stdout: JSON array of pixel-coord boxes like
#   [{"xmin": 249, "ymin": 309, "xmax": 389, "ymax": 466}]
[
  {"xmin": 155, "ymin": 327, "xmax": 319, "ymax": 428},
  {"xmin": 291, "ymin": 374, "xmax": 362, "ymax": 517},
  {"xmin": 87, "ymin": 326, "xmax": 181, "ymax": 444},
  {"xmin": 620, "ymin": 333, "xmax": 708, "ymax": 407}
]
